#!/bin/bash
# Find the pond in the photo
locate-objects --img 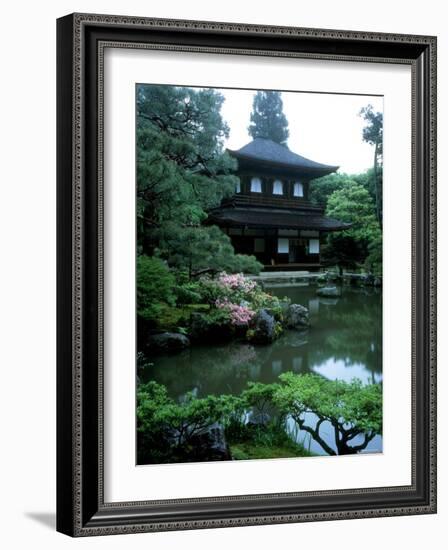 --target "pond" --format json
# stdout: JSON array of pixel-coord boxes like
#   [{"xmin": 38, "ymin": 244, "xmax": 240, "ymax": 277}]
[{"xmin": 141, "ymin": 284, "xmax": 383, "ymax": 455}]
